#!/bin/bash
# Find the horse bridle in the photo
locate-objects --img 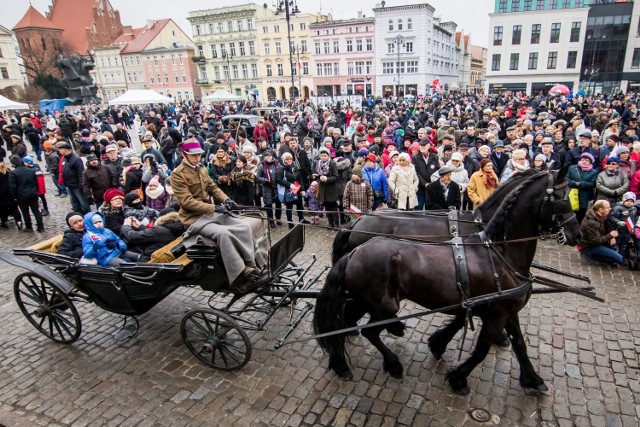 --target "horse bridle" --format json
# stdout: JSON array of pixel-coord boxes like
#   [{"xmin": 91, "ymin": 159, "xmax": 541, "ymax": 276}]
[{"xmin": 539, "ymin": 173, "xmax": 575, "ymax": 245}]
